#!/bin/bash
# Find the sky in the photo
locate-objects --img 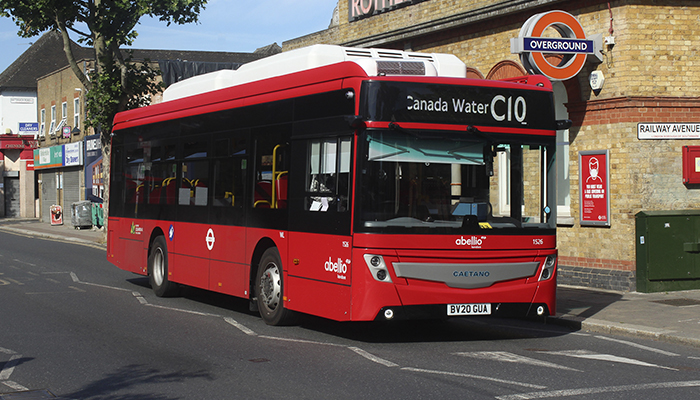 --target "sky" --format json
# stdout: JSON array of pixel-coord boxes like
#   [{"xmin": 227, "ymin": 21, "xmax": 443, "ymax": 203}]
[{"xmin": 0, "ymin": 0, "xmax": 336, "ymax": 73}]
